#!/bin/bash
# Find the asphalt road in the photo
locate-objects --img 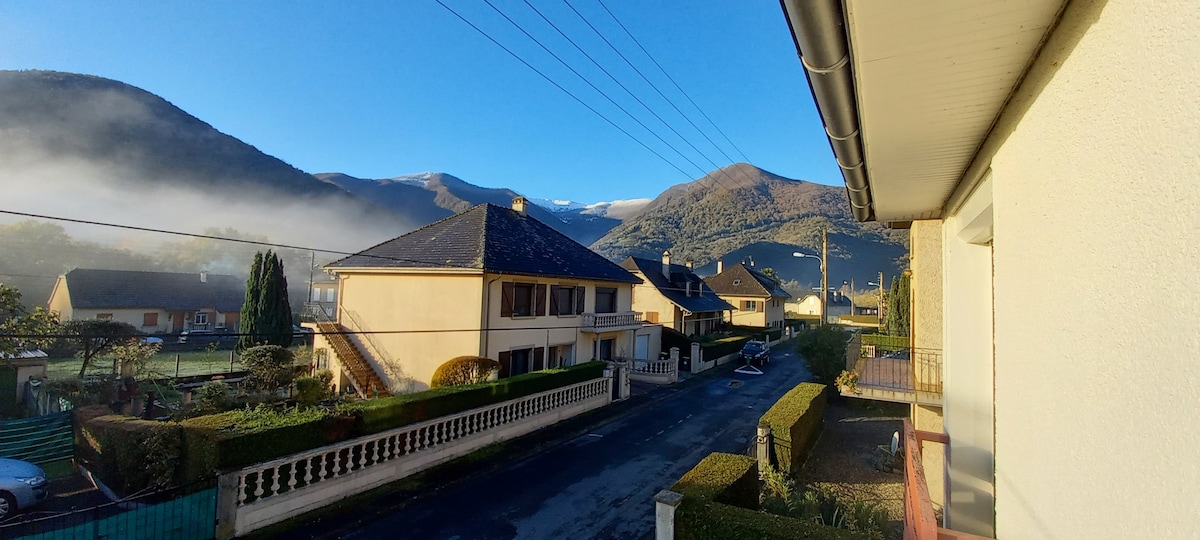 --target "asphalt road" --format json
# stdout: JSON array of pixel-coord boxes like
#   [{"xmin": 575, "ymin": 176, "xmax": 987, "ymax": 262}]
[{"xmin": 315, "ymin": 347, "xmax": 812, "ymax": 540}]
